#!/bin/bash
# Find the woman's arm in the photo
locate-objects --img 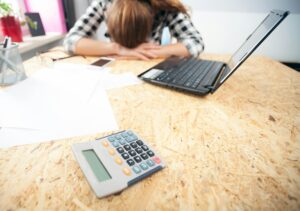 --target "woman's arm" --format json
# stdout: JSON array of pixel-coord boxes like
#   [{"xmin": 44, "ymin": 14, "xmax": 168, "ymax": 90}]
[
  {"xmin": 146, "ymin": 43, "xmax": 190, "ymax": 58},
  {"xmin": 126, "ymin": 42, "xmax": 189, "ymax": 59},
  {"xmin": 75, "ymin": 38, "xmax": 160, "ymax": 60},
  {"xmin": 74, "ymin": 38, "xmax": 190, "ymax": 60},
  {"xmin": 166, "ymin": 12, "xmax": 205, "ymax": 57},
  {"xmin": 63, "ymin": 0, "xmax": 105, "ymax": 54},
  {"xmin": 74, "ymin": 38, "xmax": 119, "ymax": 56}
]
